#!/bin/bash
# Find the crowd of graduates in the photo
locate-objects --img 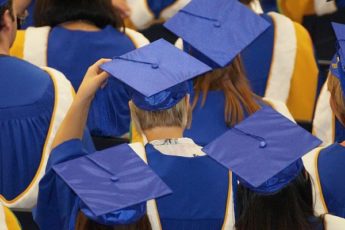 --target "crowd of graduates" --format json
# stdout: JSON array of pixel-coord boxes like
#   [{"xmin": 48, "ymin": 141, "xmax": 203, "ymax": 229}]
[{"xmin": 1, "ymin": 0, "xmax": 345, "ymax": 229}]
